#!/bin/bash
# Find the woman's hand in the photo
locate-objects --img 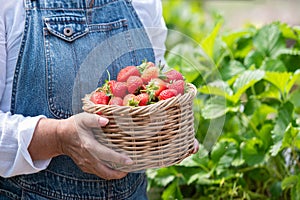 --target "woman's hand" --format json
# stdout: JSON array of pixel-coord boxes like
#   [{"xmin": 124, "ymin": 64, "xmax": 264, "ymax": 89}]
[
  {"xmin": 57, "ymin": 112, "xmax": 134, "ymax": 180},
  {"xmin": 29, "ymin": 112, "xmax": 133, "ymax": 180}
]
